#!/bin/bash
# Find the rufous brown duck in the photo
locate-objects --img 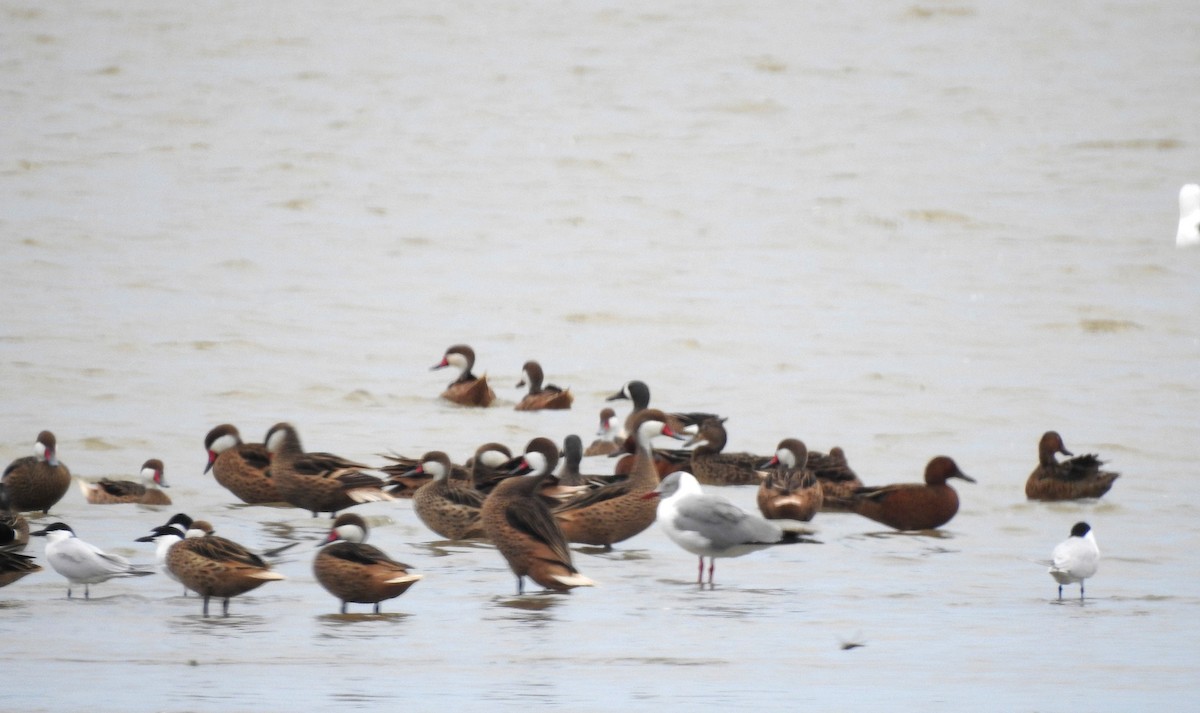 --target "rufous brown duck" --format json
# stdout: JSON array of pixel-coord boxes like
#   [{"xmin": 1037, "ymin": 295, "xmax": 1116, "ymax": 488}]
[{"xmin": 834, "ymin": 456, "xmax": 975, "ymax": 531}]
